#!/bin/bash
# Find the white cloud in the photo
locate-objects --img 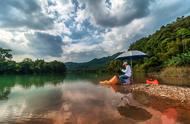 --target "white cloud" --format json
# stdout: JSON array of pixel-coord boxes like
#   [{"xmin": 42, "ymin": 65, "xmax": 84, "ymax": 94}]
[
  {"xmin": 75, "ymin": 9, "xmax": 87, "ymax": 24},
  {"xmin": 0, "ymin": 29, "xmax": 32, "ymax": 55},
  {"xmin": 0, "ymin": 0, "xmax": 190, "ymax": 62},
  {"xmin": 100, "ymin": 18, "xmax": 150, "ymax": 54},
  {"xmin": 78, "ymin": 0, "xmax": 152, "ymax": 27}
]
